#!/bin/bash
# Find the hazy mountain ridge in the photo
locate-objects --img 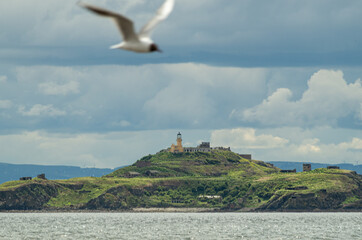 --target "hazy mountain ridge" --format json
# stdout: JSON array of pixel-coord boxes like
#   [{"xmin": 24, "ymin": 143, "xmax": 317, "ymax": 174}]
[{"xmin": 0, "ymin": 162, "xmax": 117, "ymax": 184}]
